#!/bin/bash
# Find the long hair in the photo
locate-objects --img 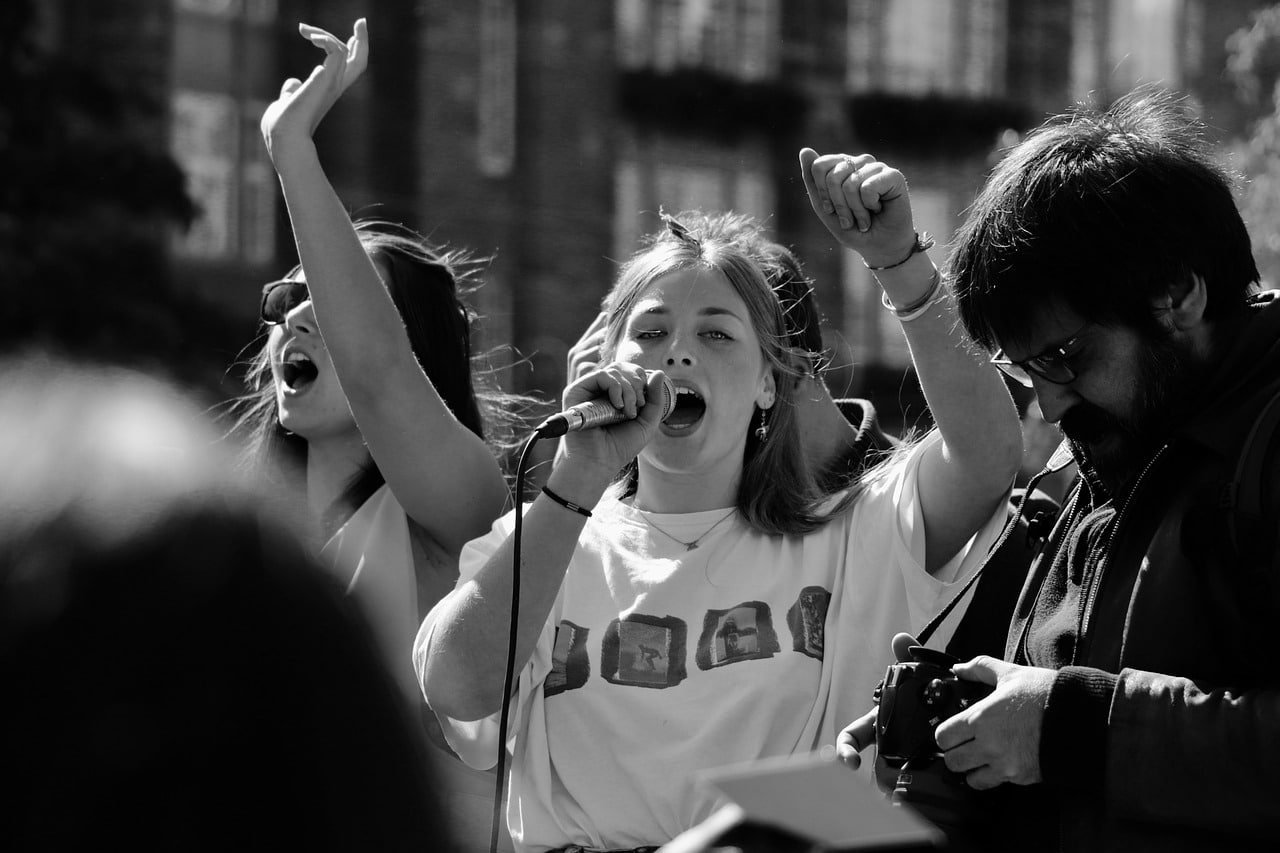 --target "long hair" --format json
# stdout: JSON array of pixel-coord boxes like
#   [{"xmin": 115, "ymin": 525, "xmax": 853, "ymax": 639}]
[
  {"xmin": 601, "ymin": 212, "xmax": 848, "ymax": 536},
  {"xmin": 229, "ymin": 219, "xmax": 528, "ymax": 532}
]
